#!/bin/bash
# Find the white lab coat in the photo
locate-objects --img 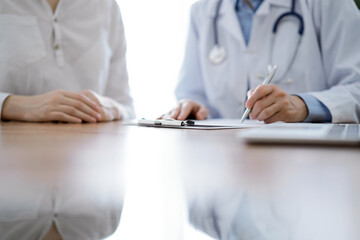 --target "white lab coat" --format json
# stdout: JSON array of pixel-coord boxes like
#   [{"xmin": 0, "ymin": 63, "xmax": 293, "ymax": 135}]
[{"xmin": 176, "ymin": 0, "xmax": 360, "ymax": 123}]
